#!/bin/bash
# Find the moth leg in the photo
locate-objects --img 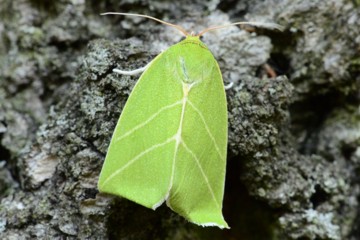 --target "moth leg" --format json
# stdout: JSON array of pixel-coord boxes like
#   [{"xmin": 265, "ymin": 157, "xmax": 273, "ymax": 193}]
[
  {"xmin": 113, "ymin": 61, "xmax": 151, "ymax": 76},
  {"xmin": 224, "ymin": 82, "xmax": 234, "ymax": 90}
]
